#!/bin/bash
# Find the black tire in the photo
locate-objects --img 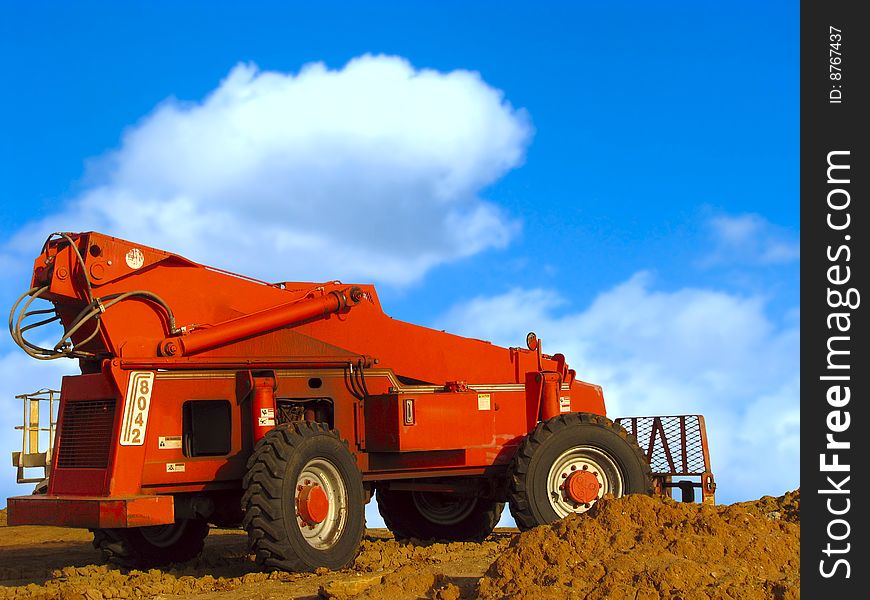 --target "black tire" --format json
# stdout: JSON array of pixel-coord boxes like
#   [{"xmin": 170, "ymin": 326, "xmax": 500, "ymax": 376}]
[
  {"xmin": 508, "ymin": 412, "xmax": 652, "ymax": 530},
  {"xmin": 376, "ymin": 488, "xmax": 503, "ymax": 542},
  {"xmin": 91, "ymin": 519, "xmax": 209, "ymax": 567},
  {"xmin": 241, "ymin": 422, "xmax": 365, "ymax": 572}
]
